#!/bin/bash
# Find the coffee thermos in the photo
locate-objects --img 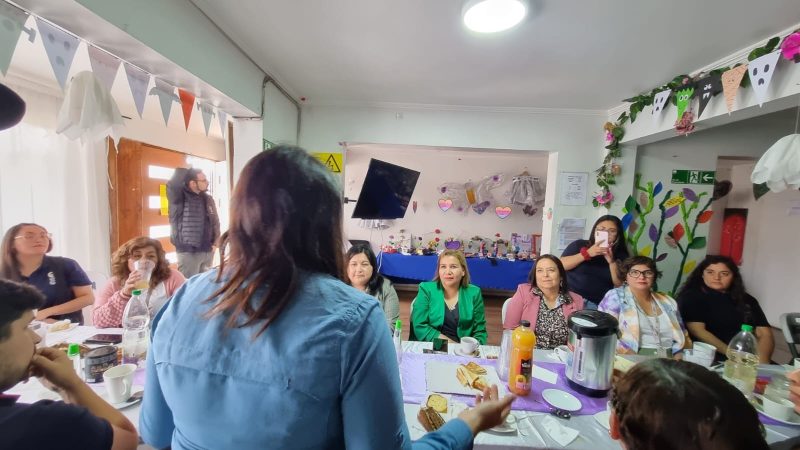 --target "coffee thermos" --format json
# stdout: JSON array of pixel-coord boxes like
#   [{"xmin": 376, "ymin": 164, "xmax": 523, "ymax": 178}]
[{"xmin": 565, "ymin": 310, "xmax": 619, "ymax": 397}]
